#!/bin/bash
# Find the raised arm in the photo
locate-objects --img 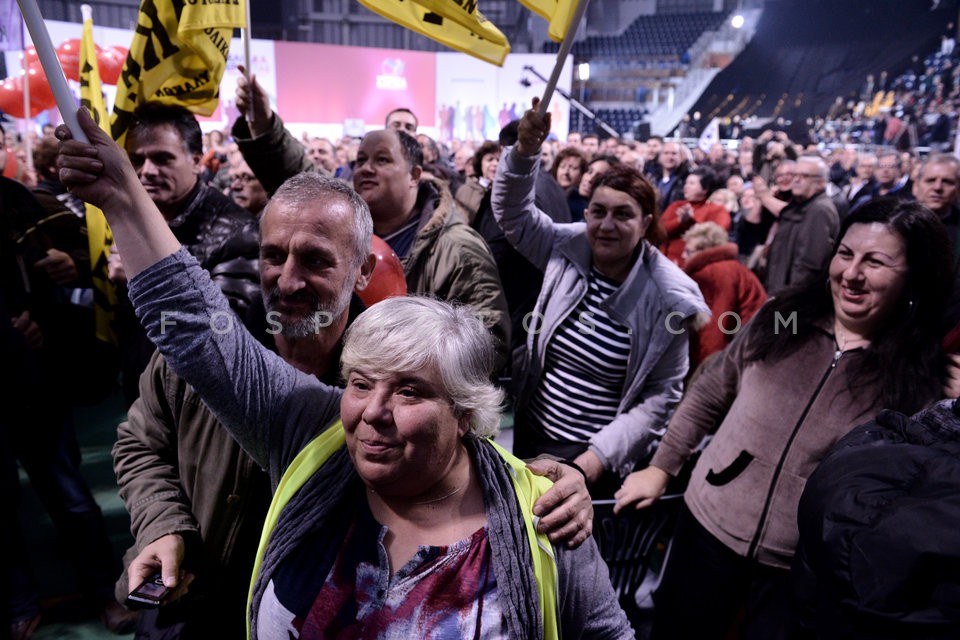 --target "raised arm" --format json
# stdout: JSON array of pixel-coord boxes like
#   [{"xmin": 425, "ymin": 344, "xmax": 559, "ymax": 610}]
[
  {"xmin": 59, "ymin": 108, "xmax": 339, "ymax": 478},
  {"xmin": 56, "ymin": 108, "xmax": 180, "ymax": 277},
  {"xmin": 231, "ymin": 67, "xmax": 312, "ymax": 195},
  {"xmin": 491, "ymin": 101, "xmax": 577, "ymax": 271}
]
